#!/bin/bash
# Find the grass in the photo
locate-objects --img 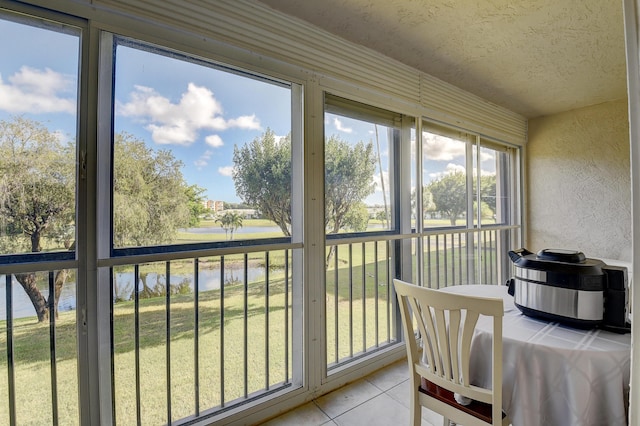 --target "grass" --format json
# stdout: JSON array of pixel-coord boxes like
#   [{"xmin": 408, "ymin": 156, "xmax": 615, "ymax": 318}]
[
  {"xmin": 0, "ymin": 221, "xmax": 499, "ymax": 425},
  {"xmin": 175, "ymin": 218, "xmax": 284, "ymax": 243},
  {"xmin": 0, "ymin": 249, "xmax": 400, "ymax": 425}
]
